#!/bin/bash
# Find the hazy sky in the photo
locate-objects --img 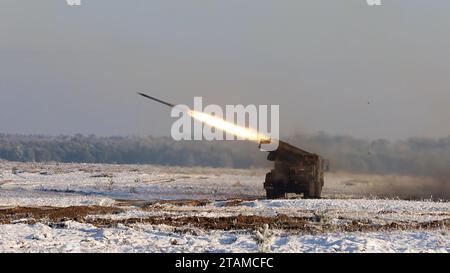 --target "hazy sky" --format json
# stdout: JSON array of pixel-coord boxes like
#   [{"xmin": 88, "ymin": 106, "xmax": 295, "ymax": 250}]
[{"xmin": 1, "ymin": 0, "xmax": 449, "ymax": 140}]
